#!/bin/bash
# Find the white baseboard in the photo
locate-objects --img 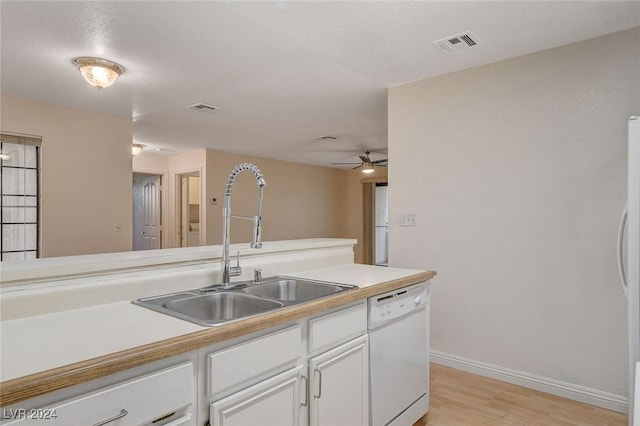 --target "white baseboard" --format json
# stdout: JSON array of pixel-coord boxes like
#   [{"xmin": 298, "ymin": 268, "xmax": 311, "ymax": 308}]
[{"xmin": 430, "ymin": 350, "xmax": 628, "ymax": 414}]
